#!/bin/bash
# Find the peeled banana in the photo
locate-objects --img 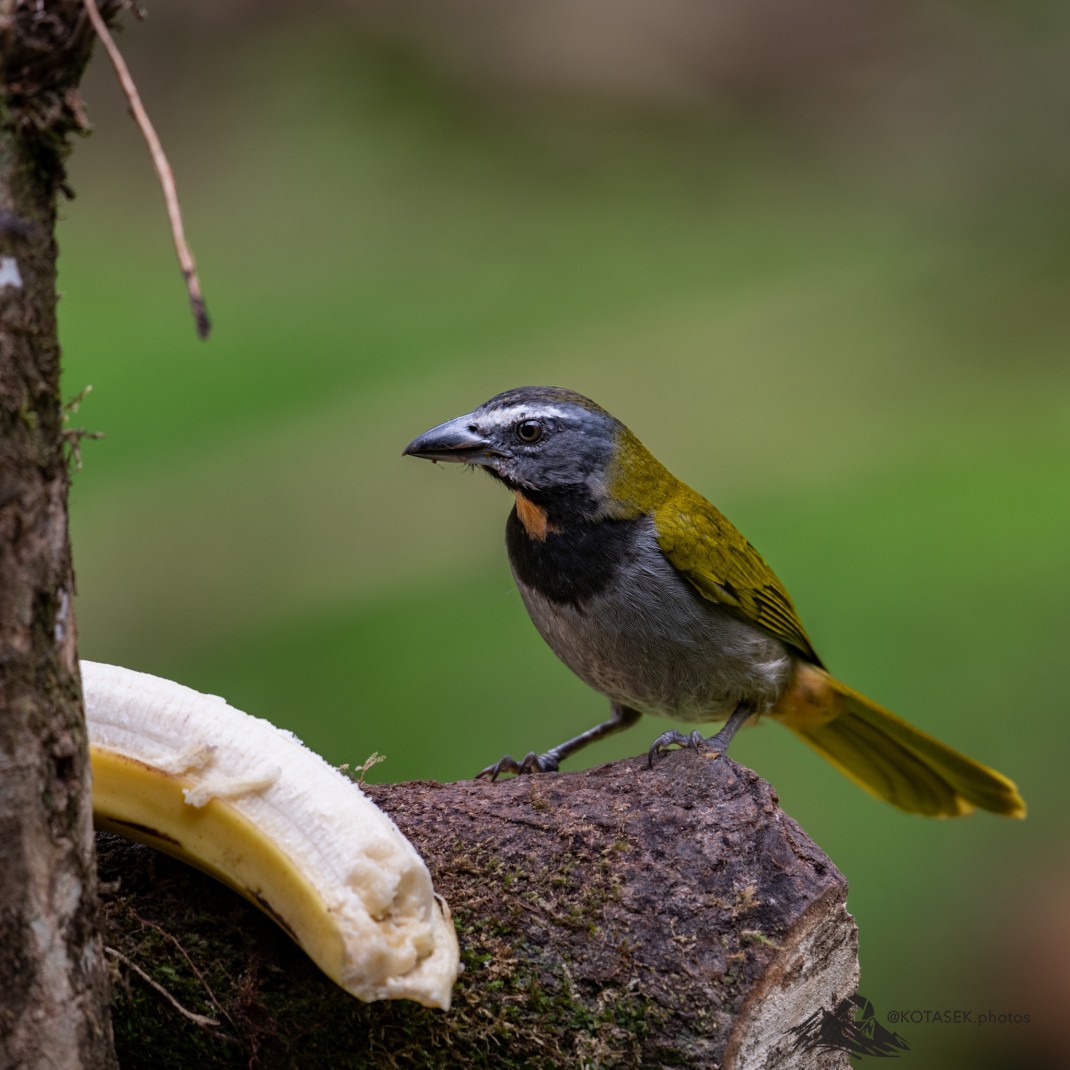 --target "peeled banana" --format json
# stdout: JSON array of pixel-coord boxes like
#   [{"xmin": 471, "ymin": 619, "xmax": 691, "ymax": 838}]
[{"xmin": 83, "ymin": 661, "xmax": 459, "ymax": 1010}]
